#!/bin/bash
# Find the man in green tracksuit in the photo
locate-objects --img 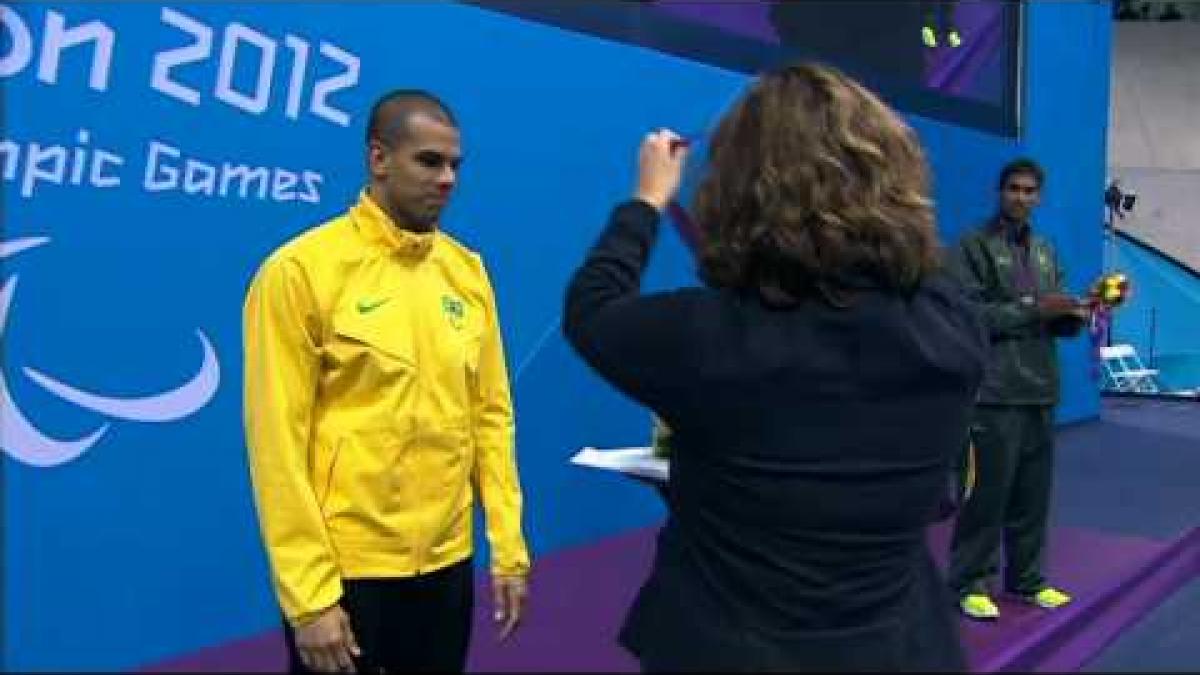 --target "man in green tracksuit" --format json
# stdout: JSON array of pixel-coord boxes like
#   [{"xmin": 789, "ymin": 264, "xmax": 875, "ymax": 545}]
[{"xmin": 948, "ymin": 158, "xmax": 1090, "ymax": 621}]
